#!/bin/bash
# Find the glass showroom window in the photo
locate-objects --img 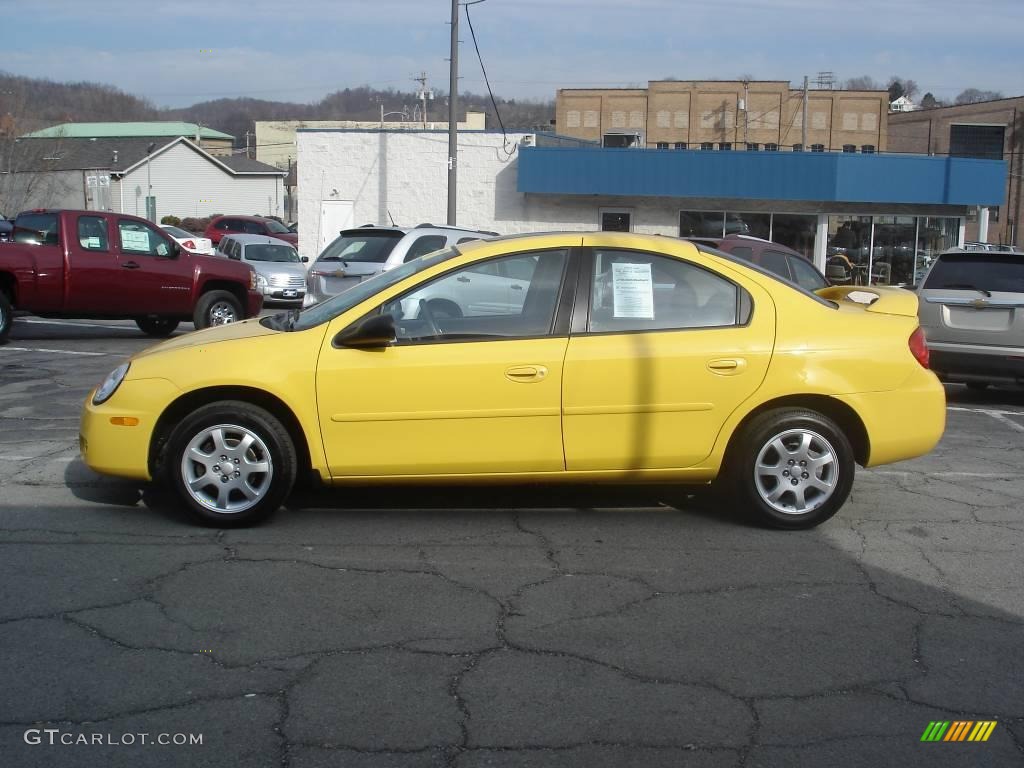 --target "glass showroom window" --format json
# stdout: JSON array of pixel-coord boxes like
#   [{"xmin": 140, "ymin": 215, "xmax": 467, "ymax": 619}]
[
  {"xmin": 872, "ymin": 215, "xmax": 916, "ymax": 285},
  {"xmin": 919, "ymin": 217, "xmax": 961, "ymax": 260},
  {"xmin": 827, "ymin": 216, "xmax": 873, "ymax": 285},
  {"xmin": 732, "ymin": 213, "xmax": 770, "ymax": 239},
  {"xmin": 771, "ymin": 214, "xmax": 817, "ymax": 260},
  {"xmin": 679, "ymin": 211, "xmax": 725, "ymax": 237}
]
